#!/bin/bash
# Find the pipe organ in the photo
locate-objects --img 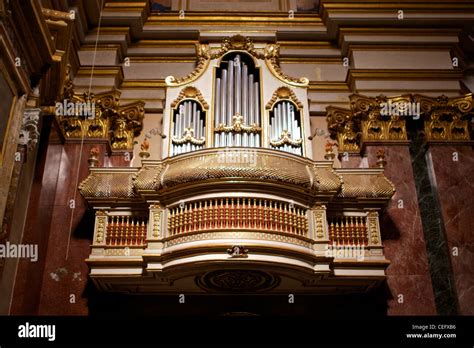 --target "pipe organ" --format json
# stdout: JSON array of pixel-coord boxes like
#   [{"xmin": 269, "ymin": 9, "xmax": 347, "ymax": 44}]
[
  {"xmin": 269, "ymin": 101, "xmax": 303, "ymax": 156},
  {"xmin": 83, "ymin": 36, "xmax": 394, "ymax": 296},
  {"xmin": 171, "ymin": 100, "xmax": 206, "ymax": 156},
  {"xmin": 214, "ymin": 53, "xmax": 262, "ymax": 148}
]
